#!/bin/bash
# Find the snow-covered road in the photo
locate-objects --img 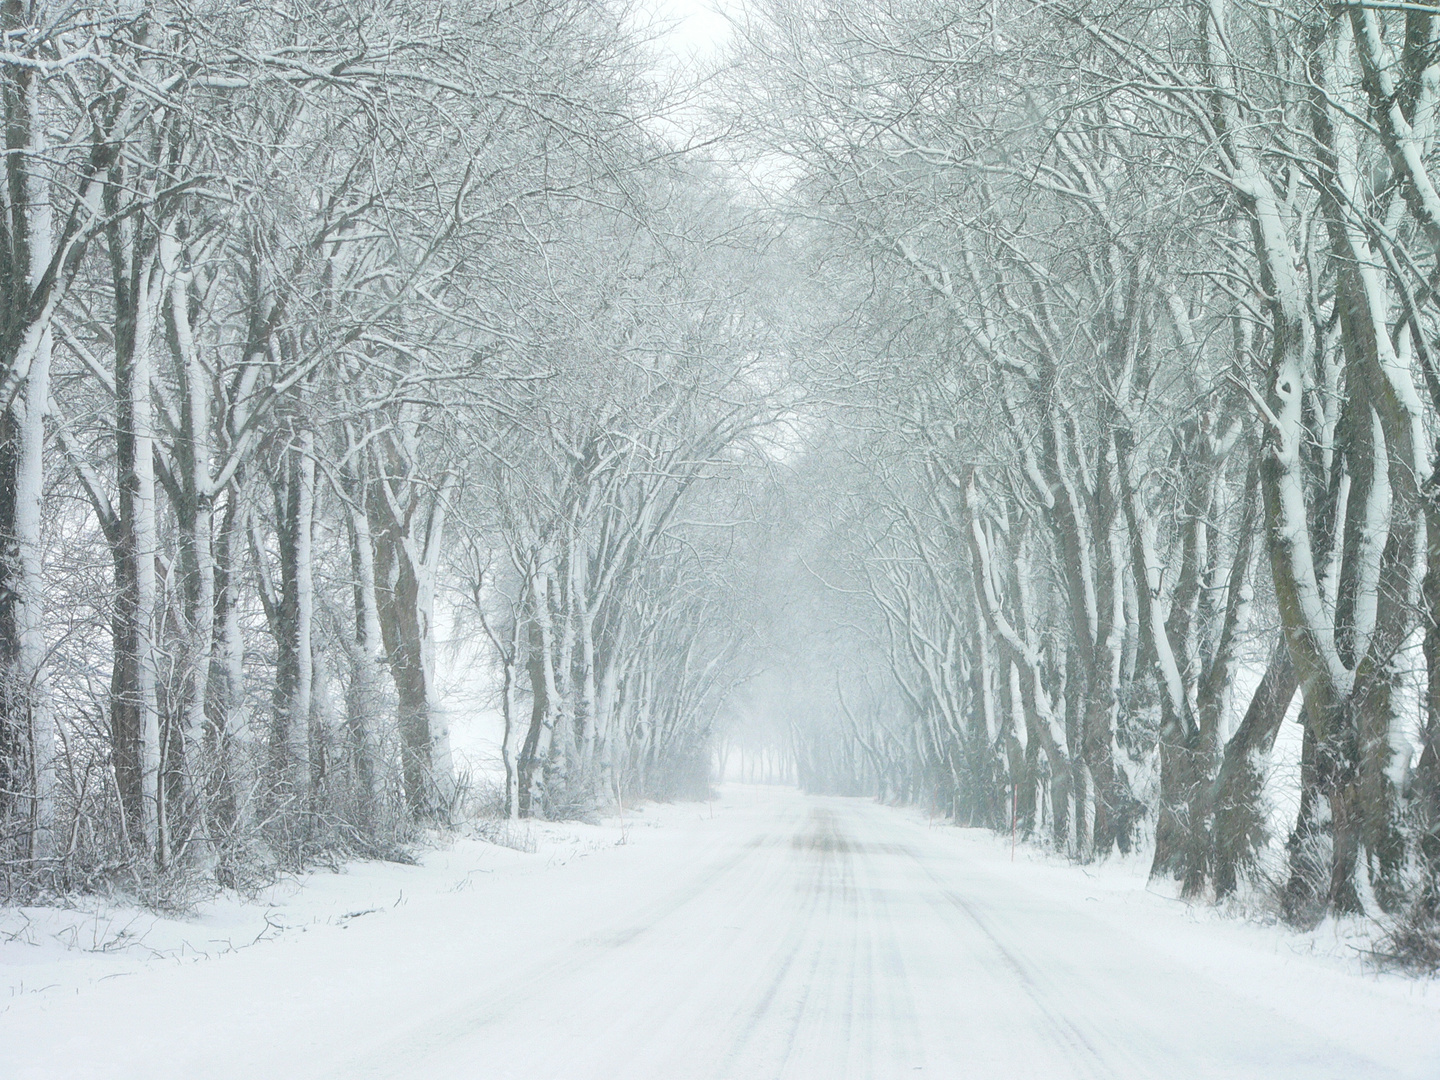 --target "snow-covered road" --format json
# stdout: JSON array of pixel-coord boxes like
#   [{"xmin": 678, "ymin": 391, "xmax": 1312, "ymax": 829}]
[{"xmin": 4, "ymin": 786, "xmax": 1440, "ymax": 1079}]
